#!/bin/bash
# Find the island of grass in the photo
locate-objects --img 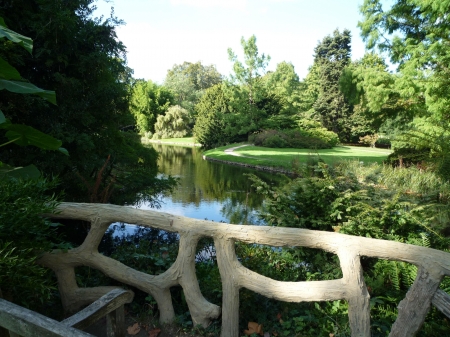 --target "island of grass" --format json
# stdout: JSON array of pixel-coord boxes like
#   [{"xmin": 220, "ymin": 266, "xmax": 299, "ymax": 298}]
[{"xmin": 203, "ymin": 143, "xmax": 392, "ymax": 173}]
